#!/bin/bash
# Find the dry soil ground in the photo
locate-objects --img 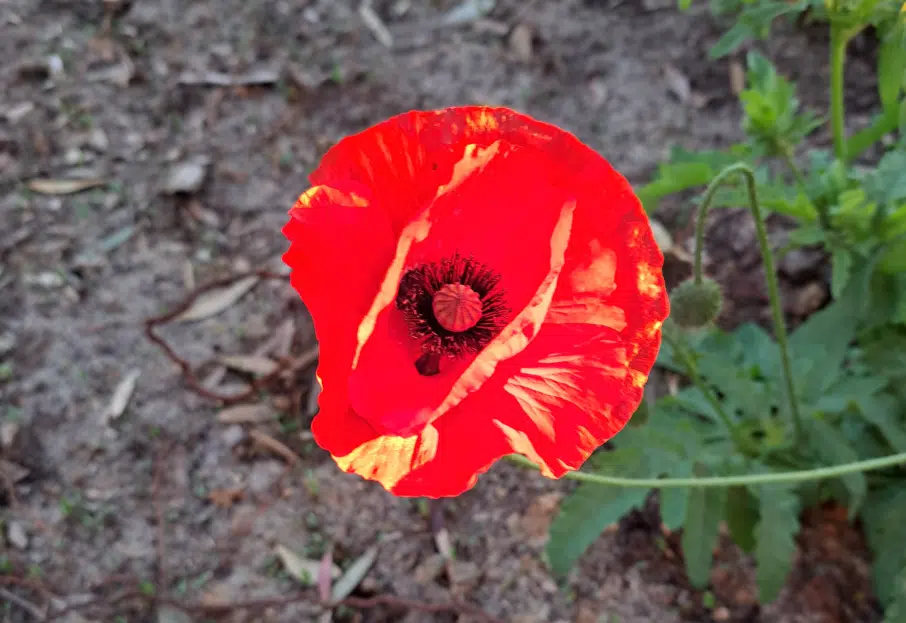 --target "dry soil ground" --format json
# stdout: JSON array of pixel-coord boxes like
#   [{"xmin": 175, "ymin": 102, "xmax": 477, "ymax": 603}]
[{"xmin": 0, "ymin": 0, "xmax": 888, "ymax": 622}]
